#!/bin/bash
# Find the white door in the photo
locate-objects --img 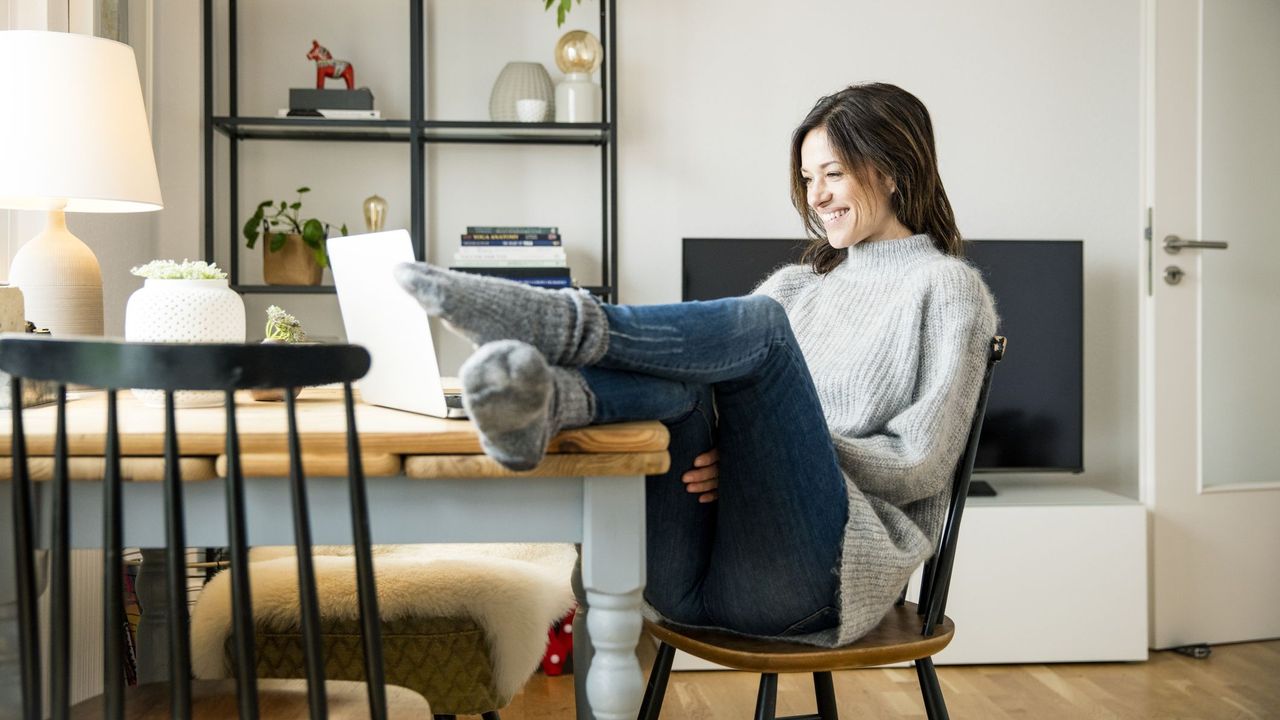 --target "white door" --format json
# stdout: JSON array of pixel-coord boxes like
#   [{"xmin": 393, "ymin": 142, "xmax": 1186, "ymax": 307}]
[{"xmin": 1142, "ymin": 0, "xmax": 1280, "ymax": 649}]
